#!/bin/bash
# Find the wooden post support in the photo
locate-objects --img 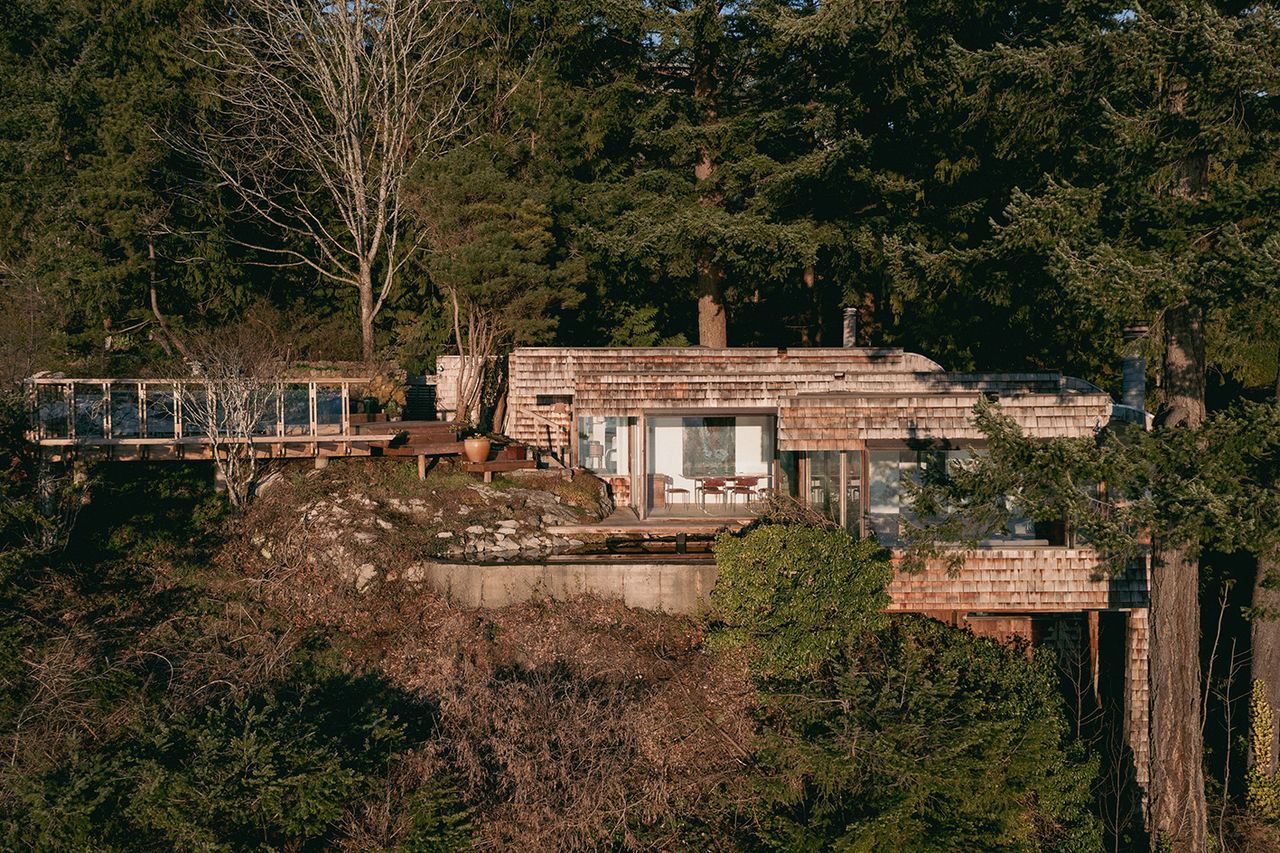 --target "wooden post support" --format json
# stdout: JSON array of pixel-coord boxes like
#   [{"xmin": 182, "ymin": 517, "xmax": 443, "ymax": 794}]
[
  {"xmin": 417, "ymin": 454, "xmax": 427, "ymax": 480},
  {"xmin": 340, "ymin": 383, "xmax": 351, "ymax": 456},
  {"xmin": 1088, "ymin": 610, "xmax": 1101, "ymax": 704},
  {"xmin": 308, "ymin": 382, "xmax": 317, "ymax": 457}
]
